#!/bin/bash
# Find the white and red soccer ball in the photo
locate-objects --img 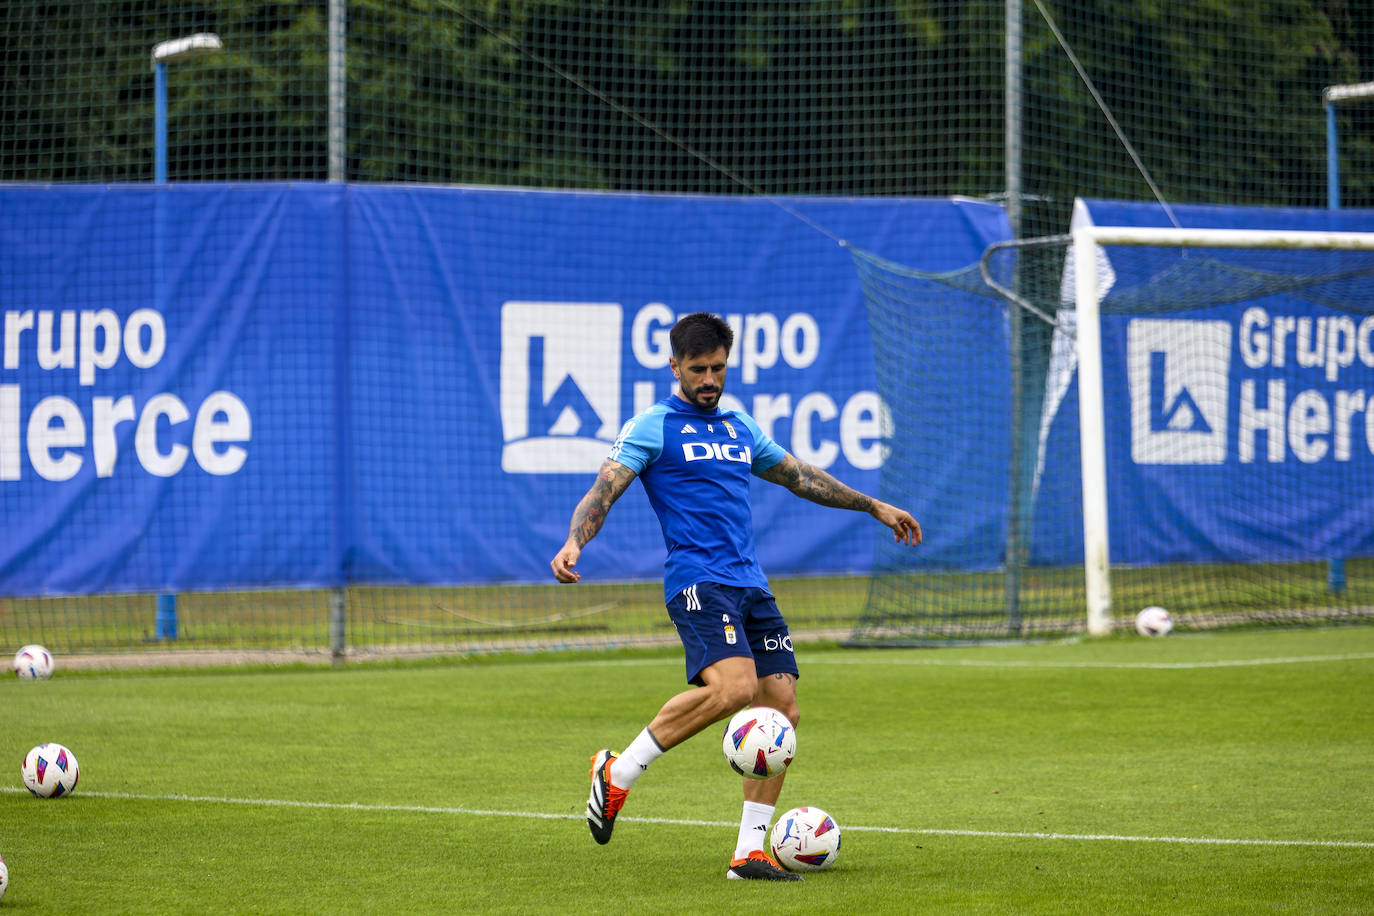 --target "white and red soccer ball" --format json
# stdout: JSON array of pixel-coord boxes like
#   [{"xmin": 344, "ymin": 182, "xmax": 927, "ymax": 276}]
[
  {"xmin": 22, "ymin": 743, "xmax": 80, "ymax": 798},
  {"xmin": 13, "ymin": 644, "xmax": 54, "ymax": 680},
  {"xmin": 770, "ymin": 805, "xmax": 842, "ymax": 872},
  {"xmin": 722, "ymin": 706, "xmax": 795, "ymax": 780},
  {"xmin": 1135, "ymin": 606, "xmax": 1174, "ymax": 637}
]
